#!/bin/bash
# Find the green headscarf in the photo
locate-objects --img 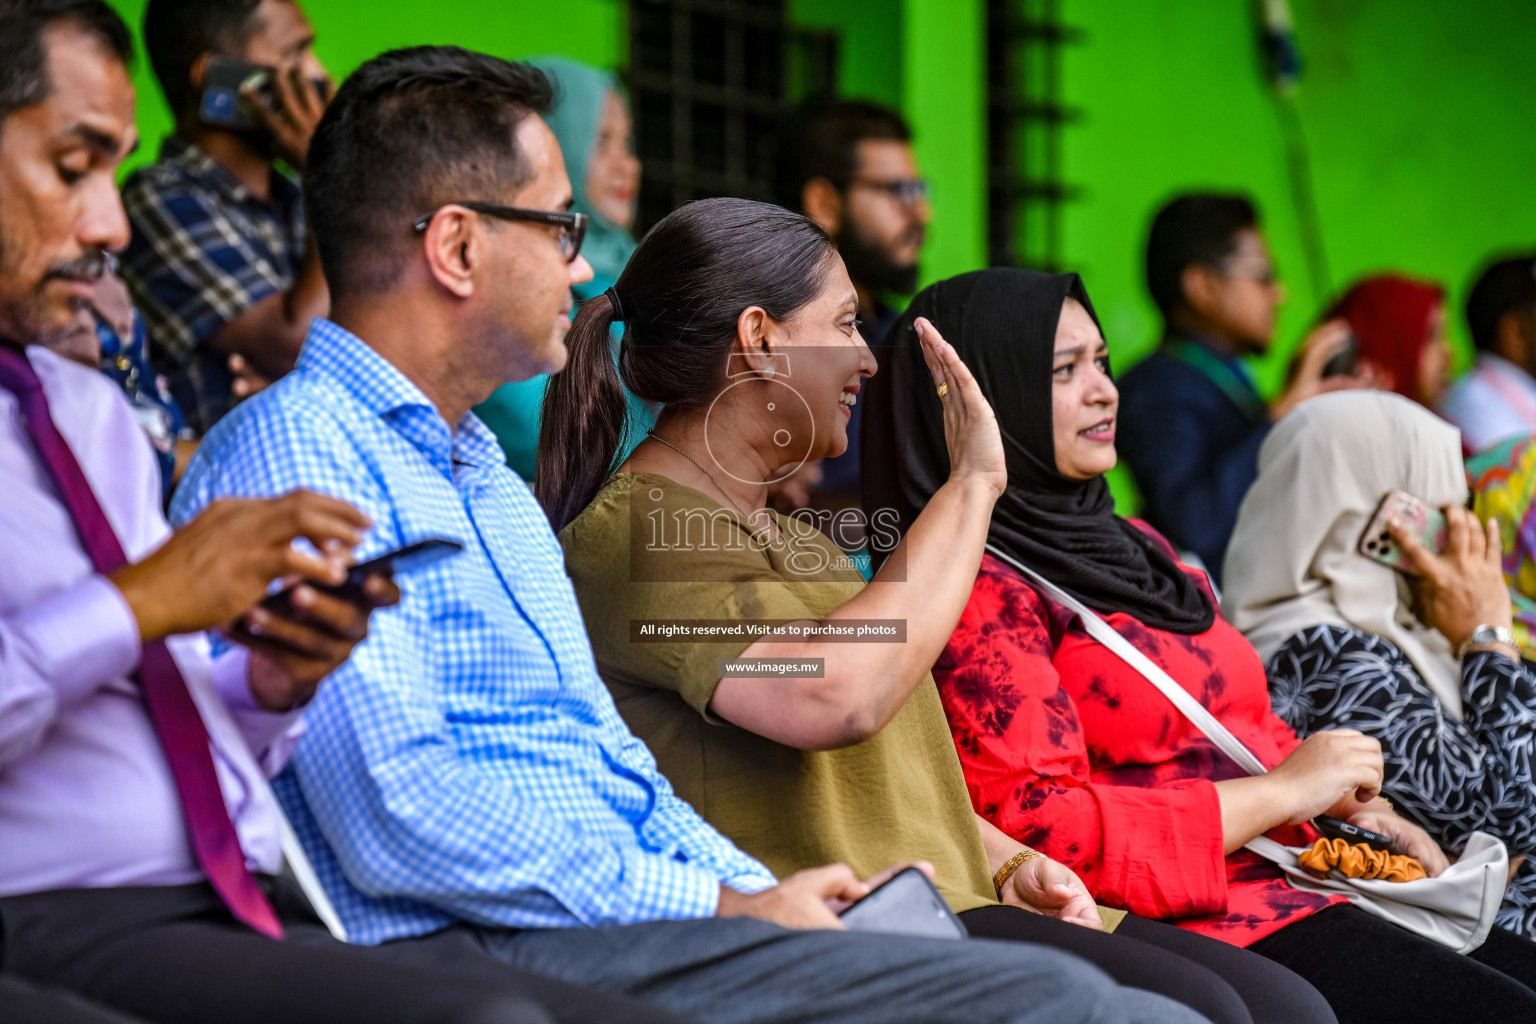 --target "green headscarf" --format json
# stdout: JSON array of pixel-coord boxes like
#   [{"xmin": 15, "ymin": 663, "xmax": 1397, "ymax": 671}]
[
  {"xmin": 531, "ymin": 56, "xmax": 637, "ymax": 293},
  {"xmin": 474, "ymin": 57, "xmax": 650, "ymax": 480}
]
